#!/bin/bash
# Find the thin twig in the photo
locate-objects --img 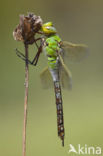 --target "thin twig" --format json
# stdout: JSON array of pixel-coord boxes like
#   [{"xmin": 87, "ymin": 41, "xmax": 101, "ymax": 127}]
[{"xmin": 23, "ymin": 43, "xmax": 29, "ymax": 156}]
